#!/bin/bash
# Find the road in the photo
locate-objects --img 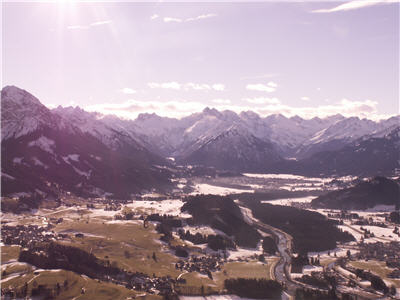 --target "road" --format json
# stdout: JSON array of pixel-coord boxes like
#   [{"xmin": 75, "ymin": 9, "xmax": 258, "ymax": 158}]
[
  {"xmin": 239, "ymin": 203, "xmax": 331, "ymax": 299},
  {"xmin": 239, "ymin": 204, "xmax": 299, "ymax": 298}
]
